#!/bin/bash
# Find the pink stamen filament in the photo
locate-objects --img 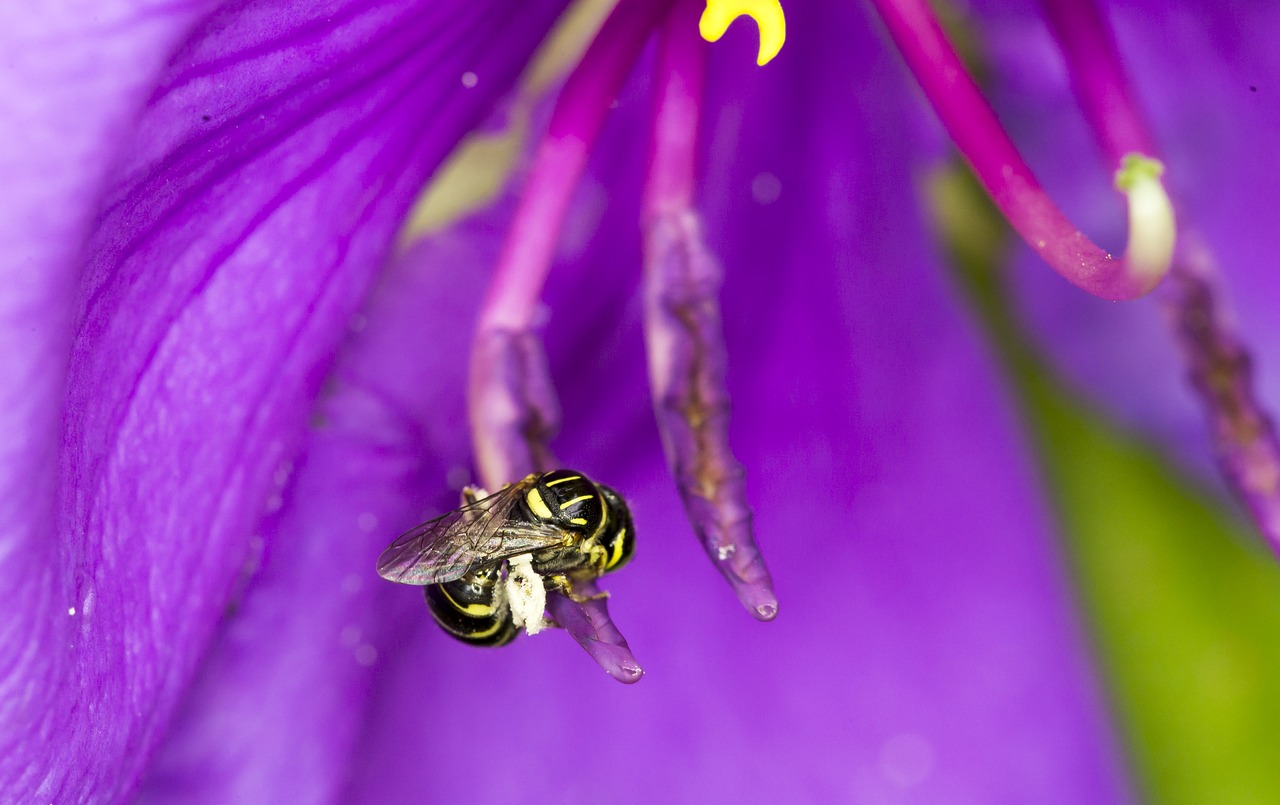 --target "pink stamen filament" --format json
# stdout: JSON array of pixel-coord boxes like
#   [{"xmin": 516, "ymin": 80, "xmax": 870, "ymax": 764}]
[
  {"xmin": 1038, "ymin": 0, "xmax": 1155, "ymax": 165},
  {"xmin": 644, "ymin": 1, "xmax": 705, "ymax": 220},
  {"xmin": 469, "ymin": 0, "xmax": 674, "ymax": 487},
  {"xmin": 870, "ymin": 0, "xmax": 1165, "ymax": 300},
  {"xmin": 476, "ymin": 0, "xmax": 676, "ymax": 335},
  {"xmin": 467, "ymin": 0, "xmax": 672, "ymax": 684}
]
